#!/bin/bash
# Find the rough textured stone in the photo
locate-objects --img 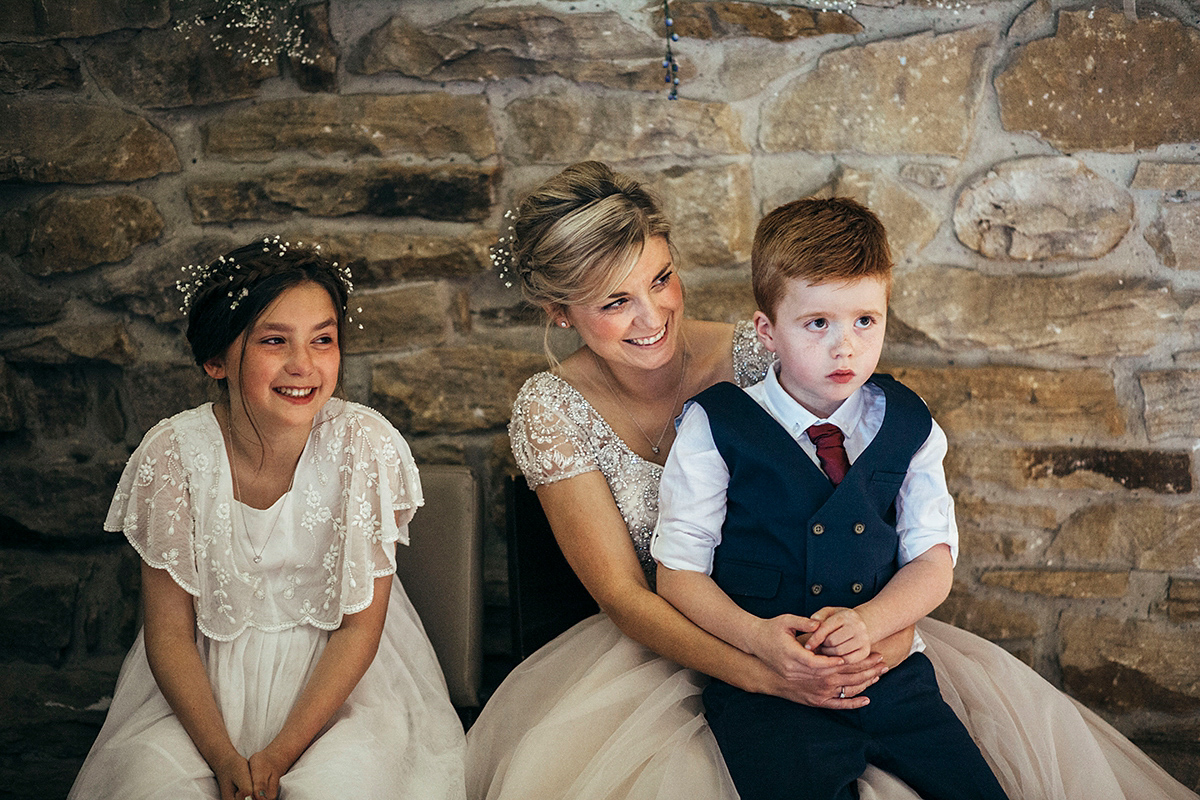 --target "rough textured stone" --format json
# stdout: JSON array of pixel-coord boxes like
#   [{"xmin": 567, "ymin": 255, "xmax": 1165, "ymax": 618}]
[
  {"xmin": 25, "ymin": 194, "xmax": 162, "ymax": 277},
  {"xmin": 0, "ymin": 101, "xmax": 180, "ymax": 184},
  {"xmin": 1132, "ymin": 162, "xmax": 1200, "ymax": 192},
  {"xmin": 0, "ymin": 0, "xmax": 167, "ymax": 41},
  {"xmin": 123, "ymin": 363, "xmax": 209, "ymax": 440},
  {"xmin": 954, "ymin": 157, "xmax": 1133, "ymax": 261},
  {"xmin": 204, "ymin": 94, "xmax": 495, "ymax": 161},
  {"xmin": 83, "ymin": 25, "xmax": 277, "ymax": 109},
  {"xmin": 1141, "ymin": 370, "xmax": 1200, "ymax": 443},
  {"xmin": 885, "ymin": 365, "xmax": 1124, "ymax": 443},
  {"xmin": 371, "ymin": 346, "xmax": 544, "ymax": 434},
  {"xmin": 343, "ymin": 283, "xmax": 450, "ymax": 355},
  {"xmin": 0, "ymin": 255, "xmax": 66, "ymax": 327},
  {"xmin": 1007, "ymin": 0, "xmax": 1054, "ymax": 41},
  {"xmin": 827, "ymin": 168, "xmax": 939, "ymax": 259},
  {"xmin": 0, "ymin": 316, "xmax": 140, "ymax": 366},
  {"xmin": 0, "ymin": 360, "xmax": 17, "ymax": 433},
  {"xmin": 890, "ymin": 268, "xmax": 1180, "ymax": 358},
  {"xmin": 187, "ymin": 165, "xmax": 496, "ymax": 223},
  {"xmin": 1145, "ymin": 201, "xmax": 1200, "ymax": 270},
  {"xmin": 290, "ymin": 1, "xmax": 339, "ymax": 93},
  {"xmin": 0, "ymin": 458, "xmax": 124, "ymax": 542},
  {"xmin": 997, "ymin": 9, "xmax": 1200, "ymax": 152},
  {"xmin": 761, "ymin": 28, "xmax": 991, "ymax": 156},
  {"xmin": 0, "ymin": 43, "xmax": 80, "ymax": 92},
  {"xmin": 930, "ymin": 582, "xmax": 1040, "ymax": 641},
  {"xmin": 671, "ymin": 2, "xmax": 862, "ymax": 40},
  {"xmin": 1048, "ymin": 503, "xmax": 1200, "ymax": 572},
  {"xmin": 952, "ymin": 494, "xmax": 1056, "ymax": 560},
  {"xmin": 506, "ymin": 95, "xmax": 746, "ymax": 164},
  {"xmin": 1167, "ymin": 578, "xmax": 1200, "ymax": 622},
  {"xmin": 980, "ymin": 568, "xmax": 1129, "ymax": 598},
  {"xmin": 1061, "ymin": 615, "xmax": 1200, "ymax": 712},
  {"xmin": 899, "ymin": 162, "xmax": 951, "ymax": 190},
  {"xmin": 946, "ymin": 446, "xmax": 1191, "ymax": 495},
  {"xmin": 684, "ymin": 277, "xmax": 756, "ymax": 323},
  {"xmin": 358, "ymin": 7, "xmax": 663, "ymax": 90},
  {"xmin": 649, "ymin": 163, "xmax": 753, "ymax": 270},
  {"xmin": 306, "ymin": 231, "xmax": 492, "ymax": 288}
]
